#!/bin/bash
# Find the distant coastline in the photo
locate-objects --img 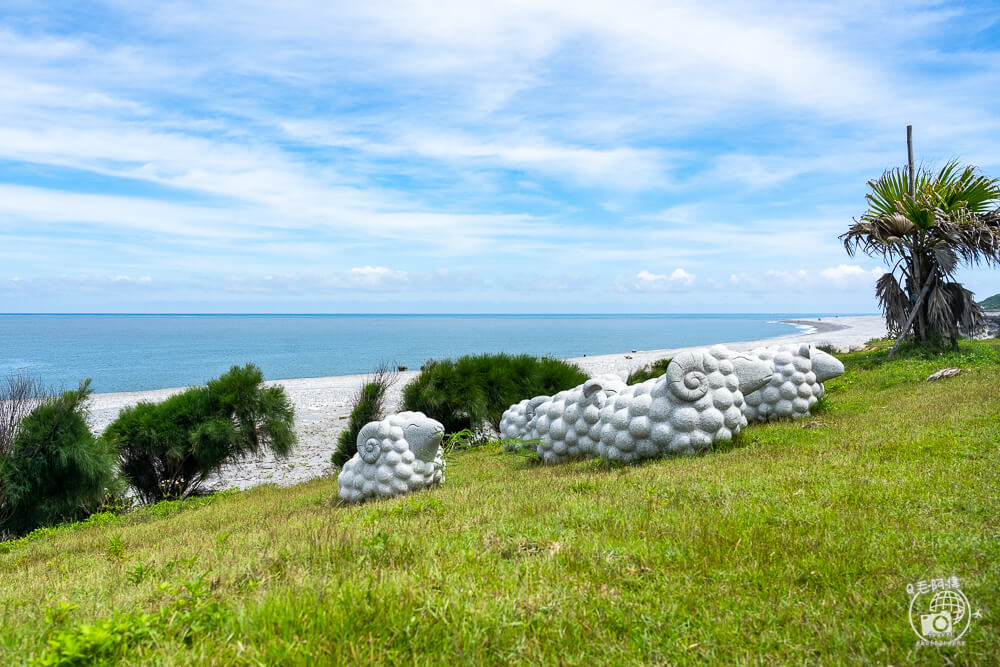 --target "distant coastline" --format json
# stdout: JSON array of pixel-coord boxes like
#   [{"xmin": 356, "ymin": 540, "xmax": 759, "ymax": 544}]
[{"xmin": 780, "ymin": 318, "xmax": 852, "ymax": 335}]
